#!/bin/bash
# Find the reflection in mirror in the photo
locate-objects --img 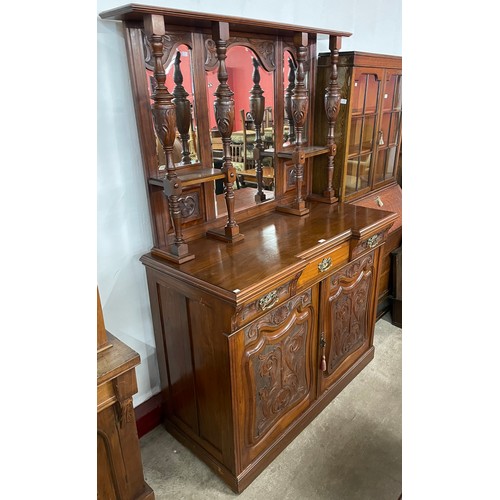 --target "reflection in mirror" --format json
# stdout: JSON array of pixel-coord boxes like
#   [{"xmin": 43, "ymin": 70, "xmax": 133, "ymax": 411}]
[
  {"xmin": 283, "ymin": 52, "xmax": 296, "ymax": 146},
  {"xmin": 207, "ymin": 45, "xmax": 275, "ymax": 217},
  {"xmin": 145, "ymin": 43, "xmax": 199, "ymax": 171}
]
